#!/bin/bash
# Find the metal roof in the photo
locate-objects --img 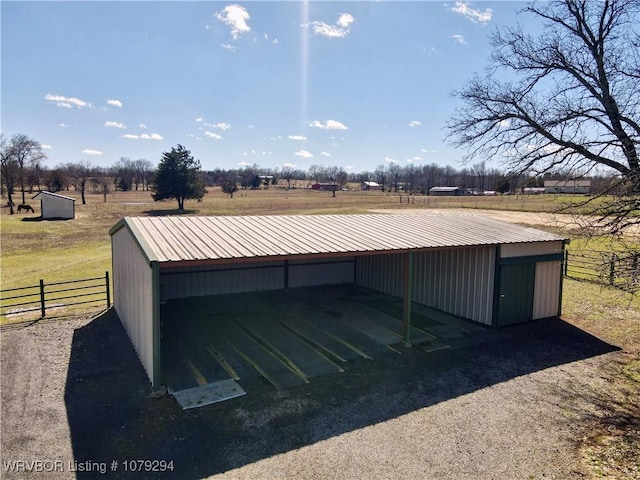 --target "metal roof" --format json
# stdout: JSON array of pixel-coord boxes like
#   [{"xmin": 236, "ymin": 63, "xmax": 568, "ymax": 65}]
[
  {"xmin": 110, "ymin": 213, "xmax": 566, "ymax": 264},
  {"xmin": 32, "ymin": 191, "xmax": 75, "ymax": 202}
]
